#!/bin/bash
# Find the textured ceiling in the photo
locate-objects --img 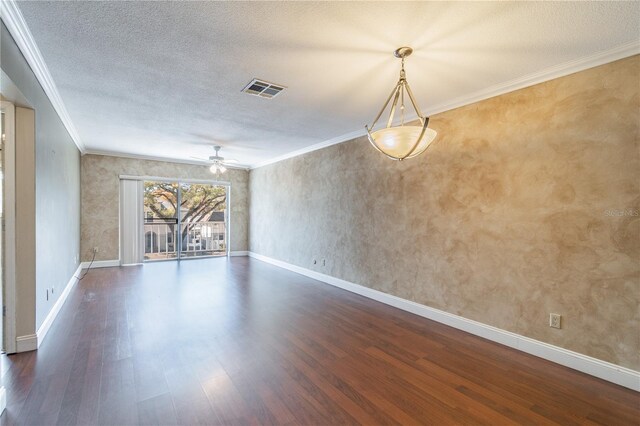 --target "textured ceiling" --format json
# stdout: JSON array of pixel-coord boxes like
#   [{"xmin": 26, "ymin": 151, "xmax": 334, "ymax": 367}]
[{"xmin": 15, "ymin": 1, "xmax": 640, "ymax": 167}]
